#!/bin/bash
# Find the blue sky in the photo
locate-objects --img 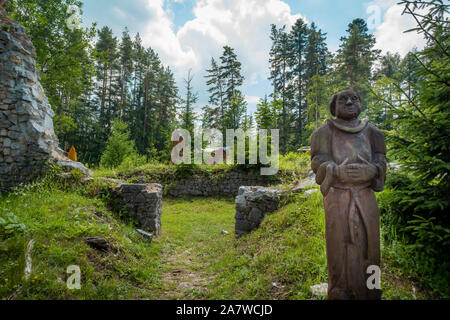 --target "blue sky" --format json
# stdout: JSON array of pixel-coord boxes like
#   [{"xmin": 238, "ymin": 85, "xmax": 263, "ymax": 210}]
[{"xmin": 80, "ymin": 0, "xmax": 426, "ymax": 116}]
